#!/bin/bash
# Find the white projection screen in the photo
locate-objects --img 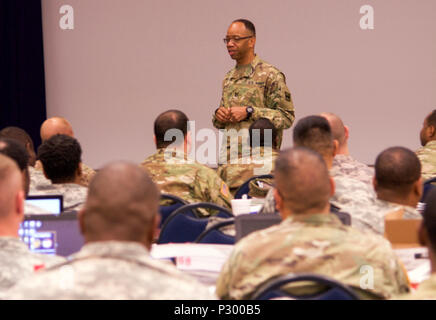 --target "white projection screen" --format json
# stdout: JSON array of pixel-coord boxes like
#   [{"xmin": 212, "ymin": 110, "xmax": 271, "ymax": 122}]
[{"xmin": 41, "ymin": 0, "xmax": 436, "ymax": 169}]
